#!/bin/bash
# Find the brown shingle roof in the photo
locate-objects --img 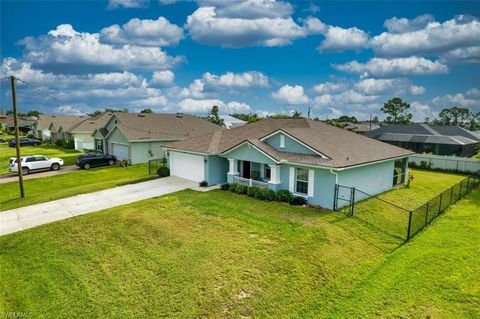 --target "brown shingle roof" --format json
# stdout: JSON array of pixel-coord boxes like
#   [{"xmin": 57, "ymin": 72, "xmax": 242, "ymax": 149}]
[
  {"xmin": 167, "ymin": 117, "xmax": 413, "ymax": 168},
  {"xmin": 67, "ymin": 113, "xmax": 113, "ymax": 133},
  {"xmin": 110, "ymin": 113, "xmax": 222, "ymax": 141},
  {"xmin": 37, "ymin": 115, "xmax": 87, "ymax": 131}
]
